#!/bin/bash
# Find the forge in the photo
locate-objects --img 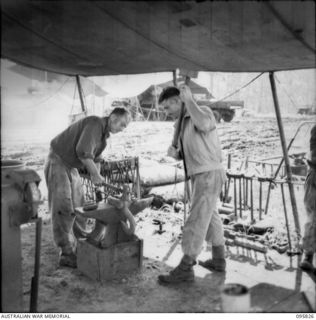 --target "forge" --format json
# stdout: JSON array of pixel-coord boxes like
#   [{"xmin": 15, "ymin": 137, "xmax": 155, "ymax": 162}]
[{"xmin": 75, "ymin": 184, "xmax": 153, "ymax": 281}]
